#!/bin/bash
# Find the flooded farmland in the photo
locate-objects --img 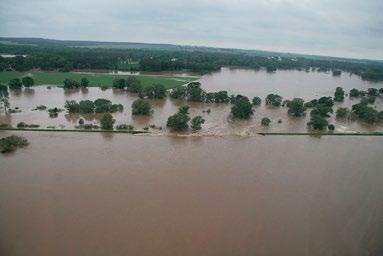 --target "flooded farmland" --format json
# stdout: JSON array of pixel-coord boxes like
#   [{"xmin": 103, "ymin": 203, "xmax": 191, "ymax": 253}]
[
  {"xmin": 1, "ymin": 68, "xmax": 382, "ymax": 135},
  {"xmin": 1, "ymin": 69, "xmax": 383, "ymax": 256}
]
